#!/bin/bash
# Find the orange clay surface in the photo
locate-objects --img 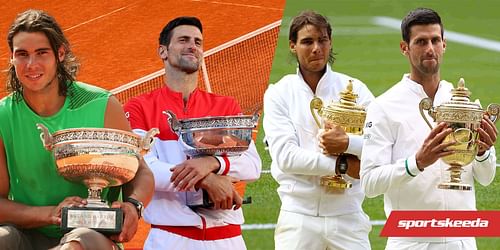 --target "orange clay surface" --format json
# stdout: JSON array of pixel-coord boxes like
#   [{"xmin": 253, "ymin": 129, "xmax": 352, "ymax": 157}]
[
  {"xmin": 0, "ymin": 0, "xmax": 284, "ymax": 98},
  {"xmin": 0, "ymin": 1, "xmax": 285, "ymax": 249}
]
